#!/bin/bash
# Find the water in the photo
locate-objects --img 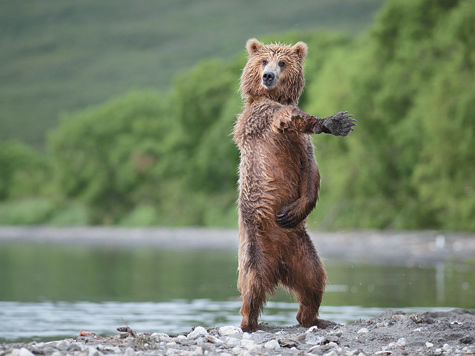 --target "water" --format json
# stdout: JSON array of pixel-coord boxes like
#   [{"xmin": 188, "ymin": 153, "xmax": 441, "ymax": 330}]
[{"xmin": 0, "ymin": 243, "xmax": 474, "ymax": 342}]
